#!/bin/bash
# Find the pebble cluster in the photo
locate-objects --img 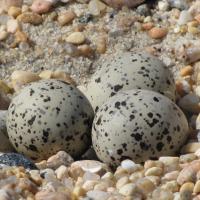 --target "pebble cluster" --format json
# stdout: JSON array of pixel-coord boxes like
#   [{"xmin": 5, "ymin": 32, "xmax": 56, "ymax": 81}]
[{"xmin": 1, "ymin": 0, "xmax": 200, "ymax": 200}]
